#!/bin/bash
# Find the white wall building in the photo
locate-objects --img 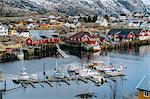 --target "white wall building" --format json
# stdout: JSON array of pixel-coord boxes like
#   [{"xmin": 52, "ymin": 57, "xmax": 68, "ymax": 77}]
[
  {"xmin": 0, "ymin": 24, "xmax": 8, "ymax": 36},
  {"xmin": 96, "ymin": 16, "xmax": 109, "ymax": 27},
  {"xmin": 19, "ymin": 30, "xmax": 30, "ymax": 38}
]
